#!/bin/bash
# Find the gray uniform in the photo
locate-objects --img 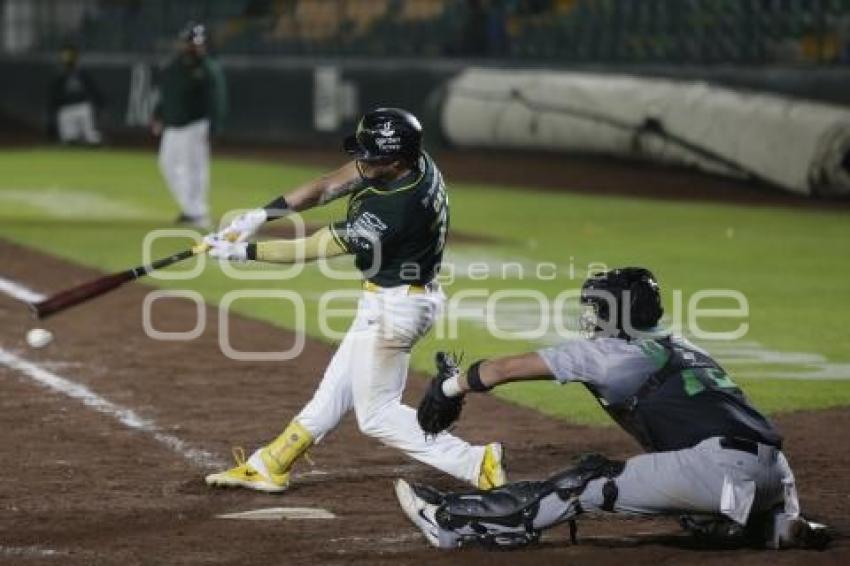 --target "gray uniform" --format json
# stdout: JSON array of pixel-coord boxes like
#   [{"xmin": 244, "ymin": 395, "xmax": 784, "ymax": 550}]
[
  {"xmin": 425, "ymin": 333, "xmax": 800, "ymax": 548},
  {"xmin": 538, "ymin": 334, "xmax": 795, "ymax": 523}
]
